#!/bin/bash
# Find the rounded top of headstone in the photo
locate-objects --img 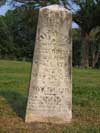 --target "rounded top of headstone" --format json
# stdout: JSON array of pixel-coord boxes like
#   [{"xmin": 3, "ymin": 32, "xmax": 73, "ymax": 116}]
[{"xmin": 41, "ymin": 4, "xmax": 71, "ymax": 14}]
